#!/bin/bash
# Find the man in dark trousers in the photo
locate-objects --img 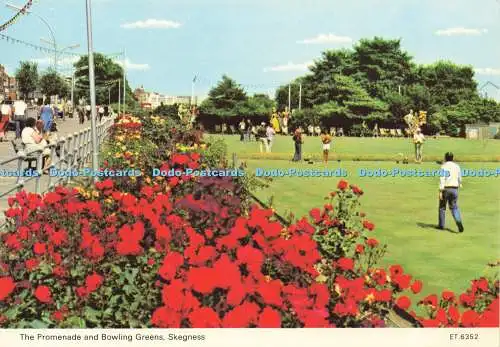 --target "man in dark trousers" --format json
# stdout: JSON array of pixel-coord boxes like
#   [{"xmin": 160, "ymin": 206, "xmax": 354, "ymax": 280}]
[{"xmin": 438, "ymin": 152, "xmax": 464, "ymax": 232}]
